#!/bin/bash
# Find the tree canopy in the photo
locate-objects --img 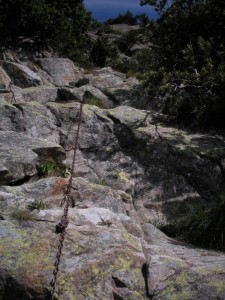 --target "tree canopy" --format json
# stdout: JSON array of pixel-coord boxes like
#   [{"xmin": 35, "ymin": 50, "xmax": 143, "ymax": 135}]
[
  {"xmin": 0, "ymin": 0, "xmax": 93, "ymax": 55},
  {"xmin": 140, "ymin": 0, "xmax": 225, "ymax": 128}
]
